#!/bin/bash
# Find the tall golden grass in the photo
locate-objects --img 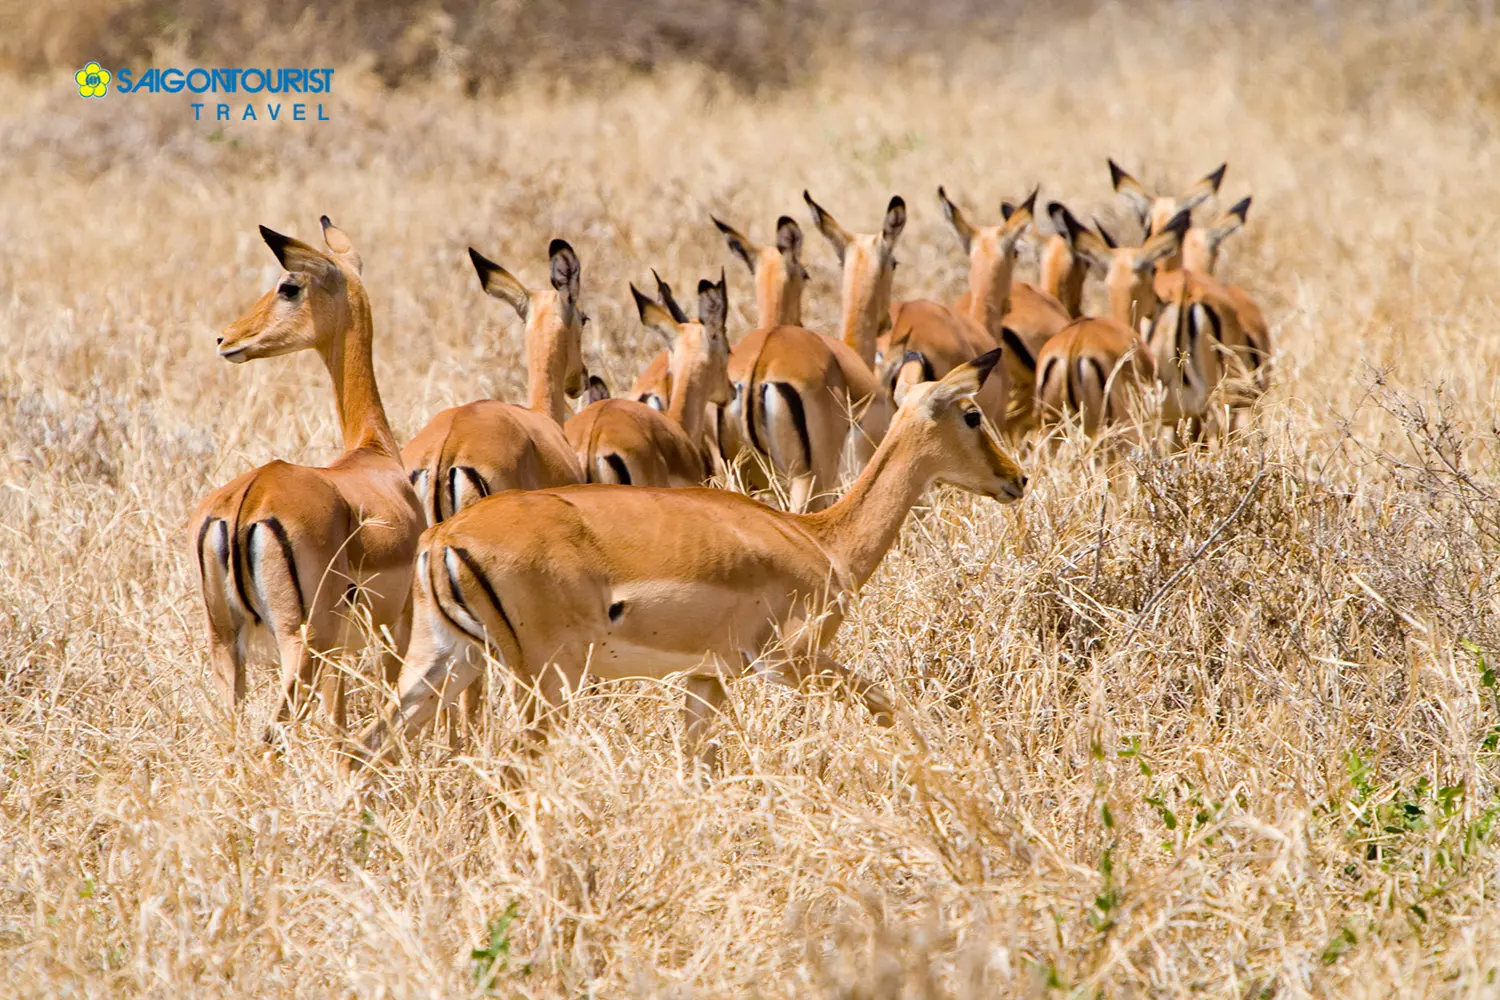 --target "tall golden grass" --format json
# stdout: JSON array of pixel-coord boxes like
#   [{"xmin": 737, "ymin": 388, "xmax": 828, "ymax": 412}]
[{"xmin": 2, "ymin": 2, "xmax": 1500, "ymax": 995}]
